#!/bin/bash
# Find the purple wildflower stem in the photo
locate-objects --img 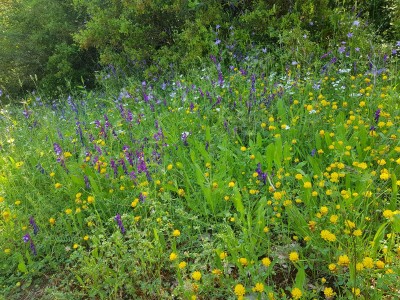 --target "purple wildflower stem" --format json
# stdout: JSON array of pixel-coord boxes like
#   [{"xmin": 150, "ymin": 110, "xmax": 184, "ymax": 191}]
[
  {"xmin": 29, "ymin": 216, "xmax": 39, "ymax": 235},
  {"xmin": 115, "ymin": 214, "xmax": 126, "ymax": 235}
]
